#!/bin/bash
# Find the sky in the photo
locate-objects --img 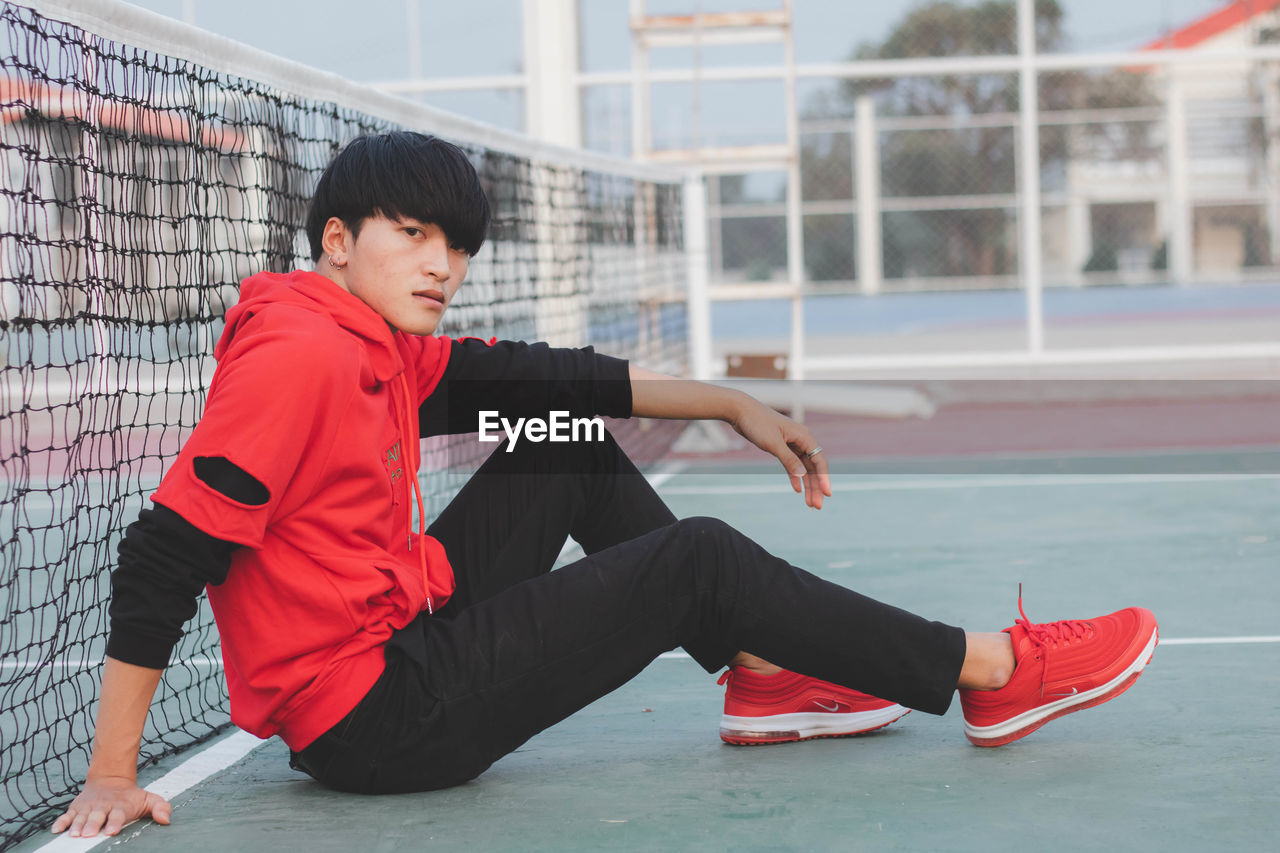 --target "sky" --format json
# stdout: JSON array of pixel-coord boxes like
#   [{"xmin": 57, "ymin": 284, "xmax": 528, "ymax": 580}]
[{"xmin": 124, "ymin": 0, "xmax": 1234, "ymax": 143}]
